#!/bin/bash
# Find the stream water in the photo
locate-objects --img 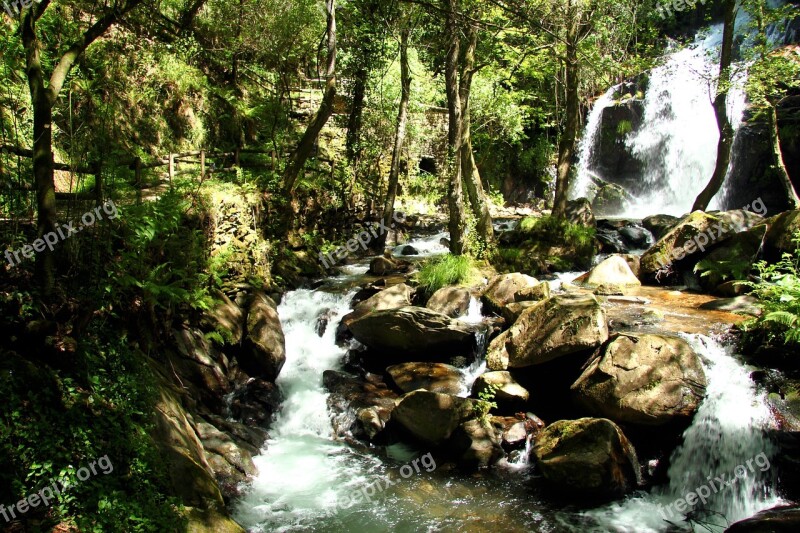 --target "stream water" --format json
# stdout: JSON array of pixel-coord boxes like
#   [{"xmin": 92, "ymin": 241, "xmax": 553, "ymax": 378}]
[{"xmin": 232, "ymin": 231, "xmax": 783, "ymax": 532}]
